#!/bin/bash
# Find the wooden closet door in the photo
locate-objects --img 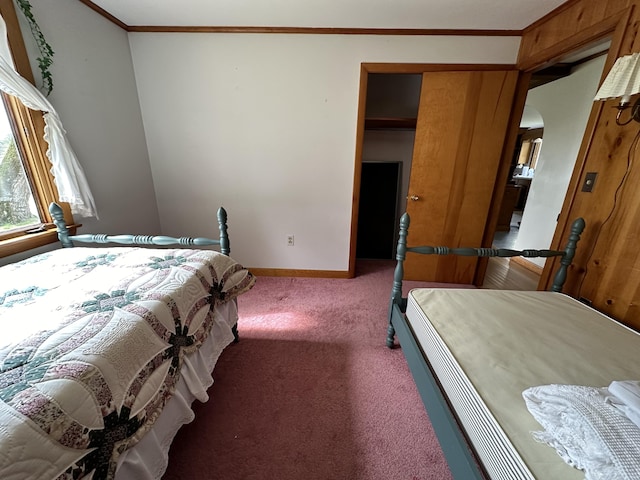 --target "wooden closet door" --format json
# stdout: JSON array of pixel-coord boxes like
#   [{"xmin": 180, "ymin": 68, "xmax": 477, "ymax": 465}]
[{"xmin": 404, "ymin": 69, "xmax": 519, "ymax": 283}]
